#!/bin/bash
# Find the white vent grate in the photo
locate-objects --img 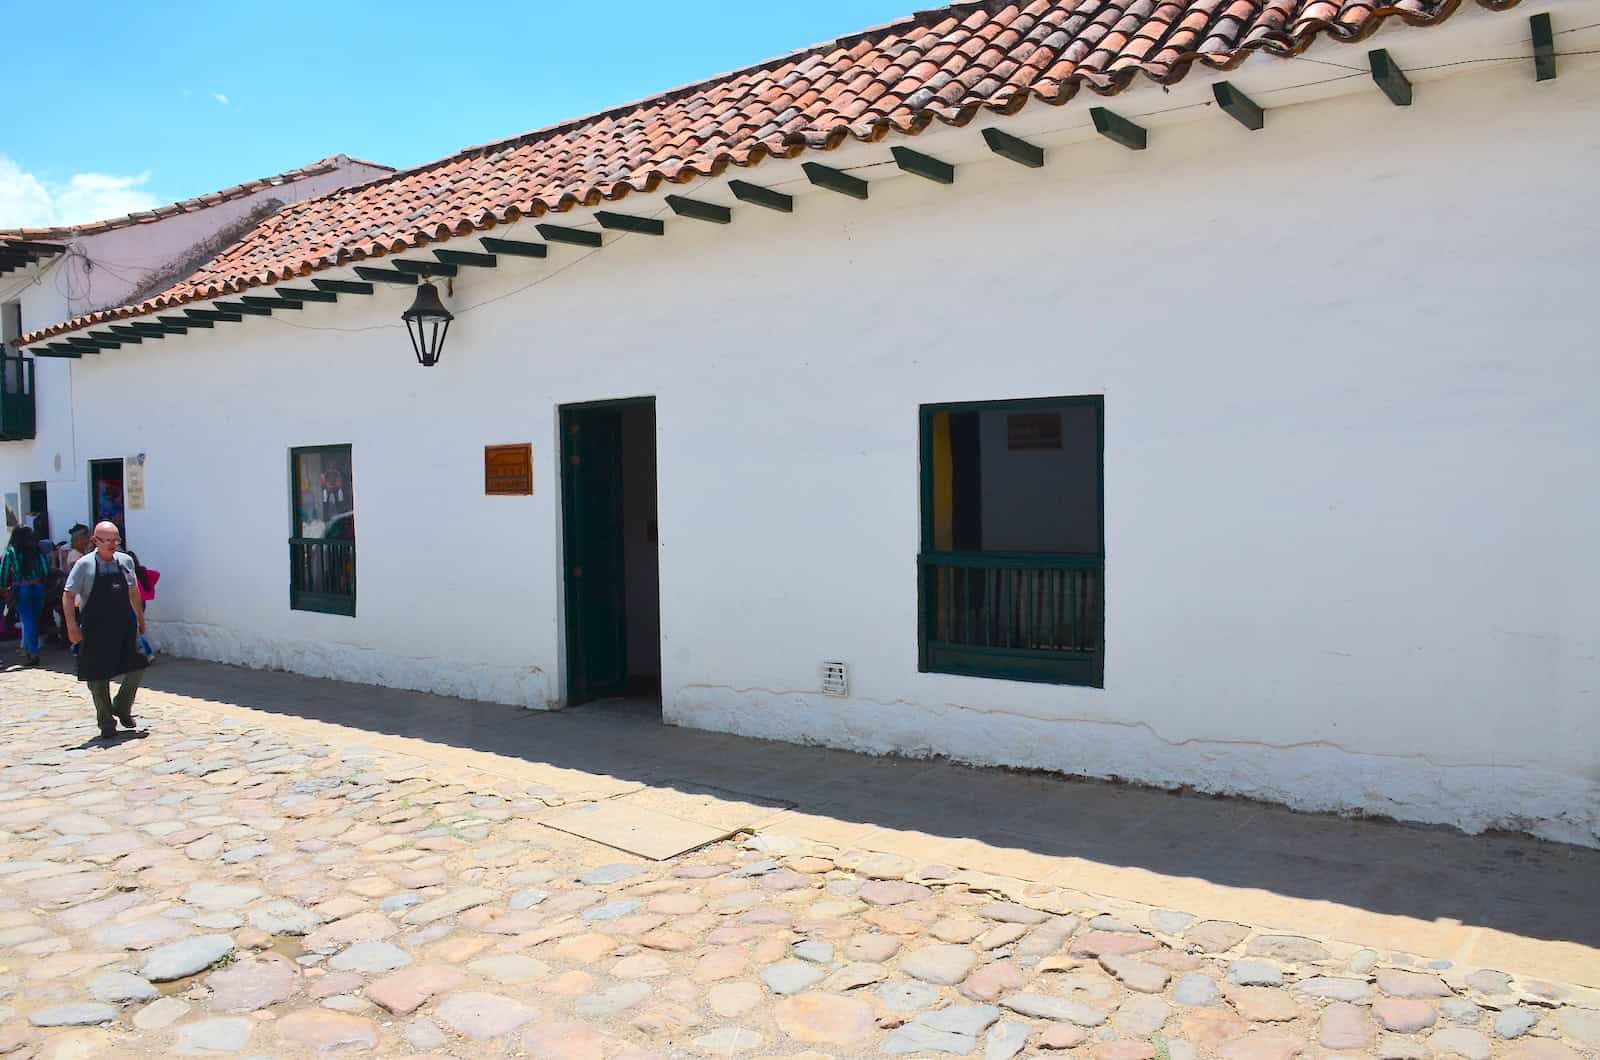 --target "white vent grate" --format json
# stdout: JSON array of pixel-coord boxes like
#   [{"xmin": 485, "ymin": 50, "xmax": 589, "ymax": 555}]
[{"xmin": 820, "ymin": 661, "xmax": 849, "ymax": 697}]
